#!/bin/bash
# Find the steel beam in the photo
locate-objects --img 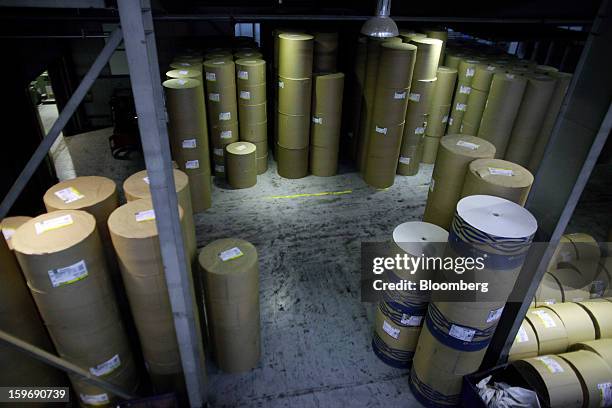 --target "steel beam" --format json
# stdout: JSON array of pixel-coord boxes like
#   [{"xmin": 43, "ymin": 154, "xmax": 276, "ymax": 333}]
[
  {"xmin": 0, "ymin": 330, "xmax": 138, "ymax": 400},
  {"xmin": 0, "ymin": 26, "xmax": 122, "ymax": 220},
  {"xmin": 483, "ymin": 0, "xmax": 612, "ymax": 367},
  {"xmin": 116, "ymin": 1, "xmax": 207, "ymax": 406}
]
